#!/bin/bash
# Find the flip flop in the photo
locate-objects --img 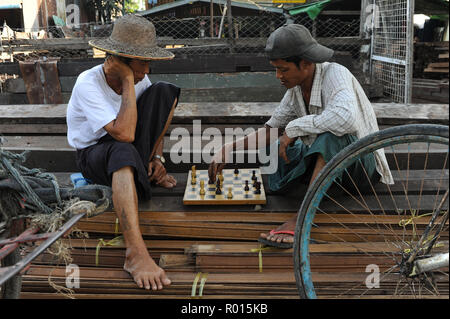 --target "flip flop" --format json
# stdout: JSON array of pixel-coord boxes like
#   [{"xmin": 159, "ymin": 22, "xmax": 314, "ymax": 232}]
[{"xmin": 258, "ymin": 229, "xmax": 295, "ymax": 249}]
